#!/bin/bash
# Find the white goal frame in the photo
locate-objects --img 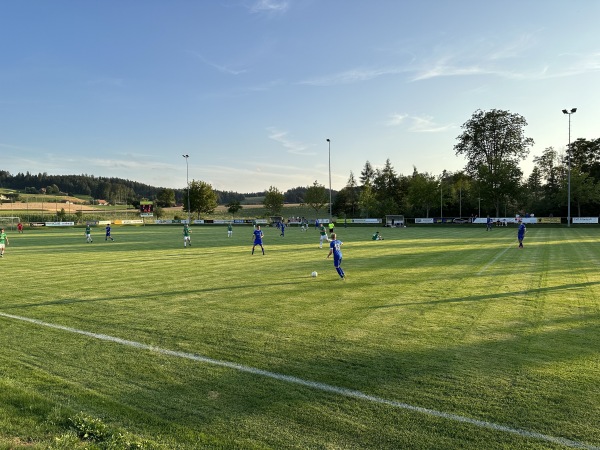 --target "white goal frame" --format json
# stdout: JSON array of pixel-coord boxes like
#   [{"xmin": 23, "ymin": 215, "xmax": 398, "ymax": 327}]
[{"xmin": 0, "ymin": 217, "xmax": 21, "ymax": 230}]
